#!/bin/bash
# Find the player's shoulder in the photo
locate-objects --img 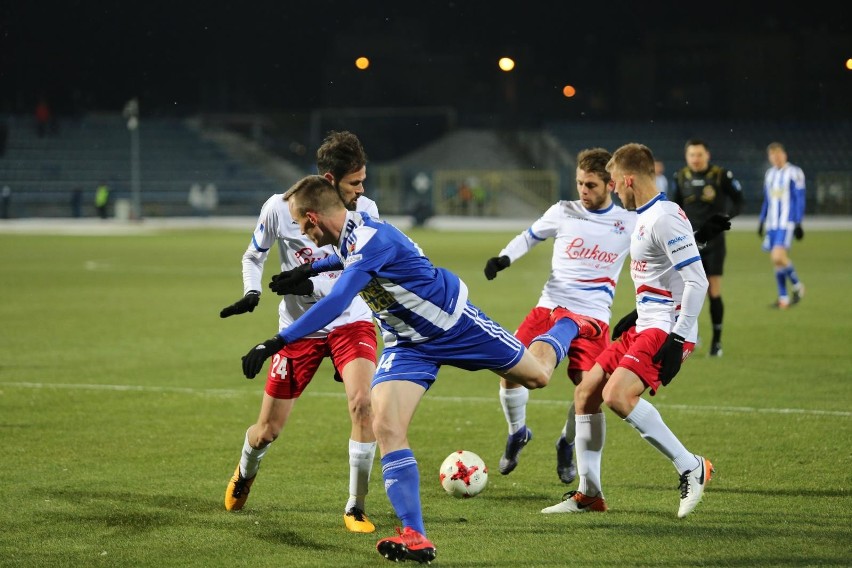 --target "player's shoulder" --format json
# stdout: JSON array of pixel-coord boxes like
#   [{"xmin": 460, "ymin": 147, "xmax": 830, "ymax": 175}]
[
  {"xmin": 356, "ymin": 196, "xmax": 380, "ymax": 217},
  {"xmin": 256, "ymin": 193, "xmax": 290, "ymax": 223}
]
